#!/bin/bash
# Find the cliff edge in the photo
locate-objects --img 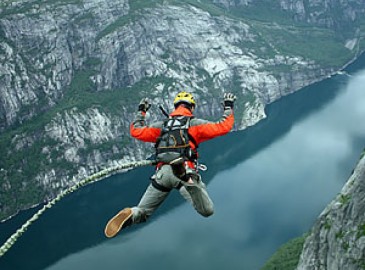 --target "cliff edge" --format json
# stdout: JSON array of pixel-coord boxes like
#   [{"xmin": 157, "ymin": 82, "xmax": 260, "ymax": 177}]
[{"xmin": 296, "ymin": 152, "xmax": 365, "ymax": 270}]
